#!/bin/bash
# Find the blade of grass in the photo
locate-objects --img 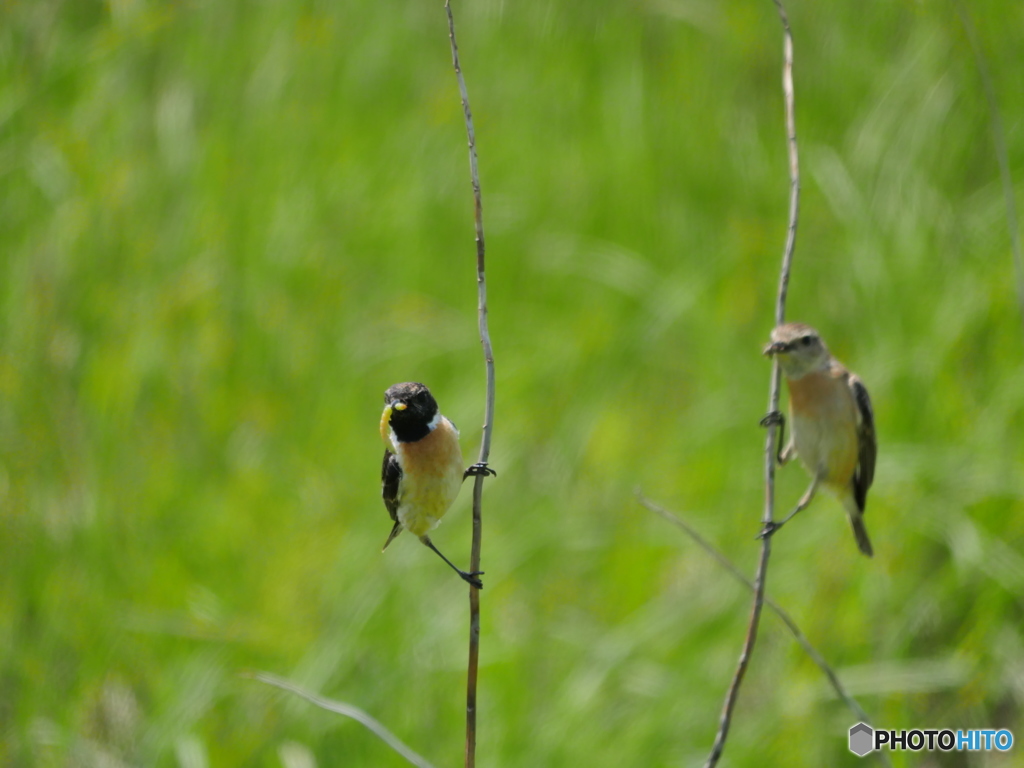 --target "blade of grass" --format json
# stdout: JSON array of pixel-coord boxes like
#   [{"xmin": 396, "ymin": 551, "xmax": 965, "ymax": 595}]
[
  {"xmin": 247, "ymin": 672, "xmax": 437, "ymax": 768},
  {"xmin": 951, "ymin": 0, "xmax": 1024, "ymax": 341},
  {"xmin": 637, "ymin": 494, "xmax": 894, "ymax": 768}
]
